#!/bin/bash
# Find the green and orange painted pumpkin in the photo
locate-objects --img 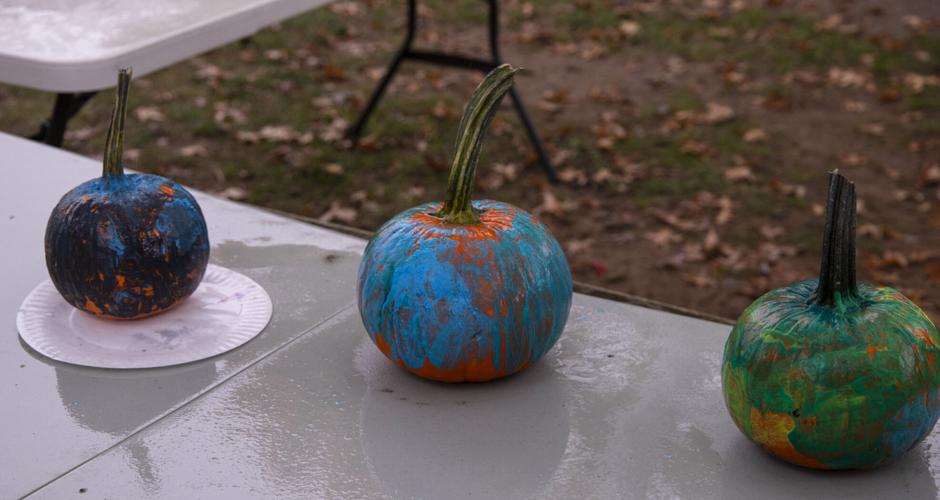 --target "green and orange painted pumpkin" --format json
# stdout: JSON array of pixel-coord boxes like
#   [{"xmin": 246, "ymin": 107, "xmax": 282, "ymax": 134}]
[
  {"xmin": 722, "ymin": 171, "xmax": 940, "ymax": 469},
  {"xmin": 45, "ymin": 69, "xmax": 210, "ymax": 320},
  {"xmin": 357, "ymin": 64, "xmax": 573, "ymax": 382}
]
